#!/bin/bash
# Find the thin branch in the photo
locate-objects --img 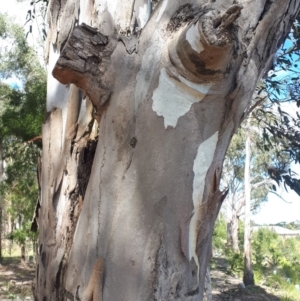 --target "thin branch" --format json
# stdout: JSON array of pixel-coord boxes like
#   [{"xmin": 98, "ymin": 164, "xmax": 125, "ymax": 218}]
[
  {"xmin": 269, "ymin": 190, "xmax": 291, "ymax": 203},
  {"xmin": 242, "ymin": 96, "xmax": 267, "ymax": 122},
  {"xmin": 27, "ymin": 135, "xmax": 42, "ymax": 143}
]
